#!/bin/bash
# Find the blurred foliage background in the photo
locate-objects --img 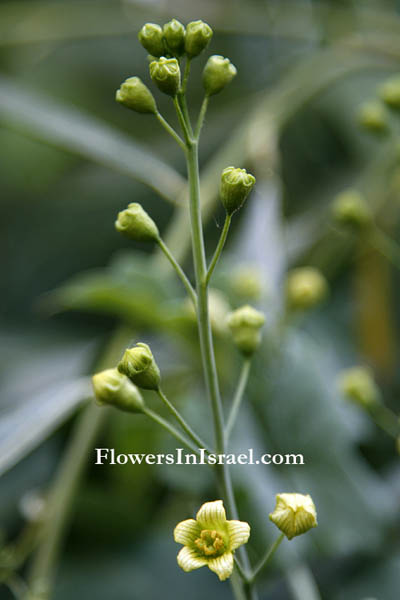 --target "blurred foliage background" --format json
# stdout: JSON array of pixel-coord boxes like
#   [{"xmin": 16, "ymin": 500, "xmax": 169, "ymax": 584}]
[{"xmin": 1, "ymin": 0, "xmax": 400, "ymax": 598}]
